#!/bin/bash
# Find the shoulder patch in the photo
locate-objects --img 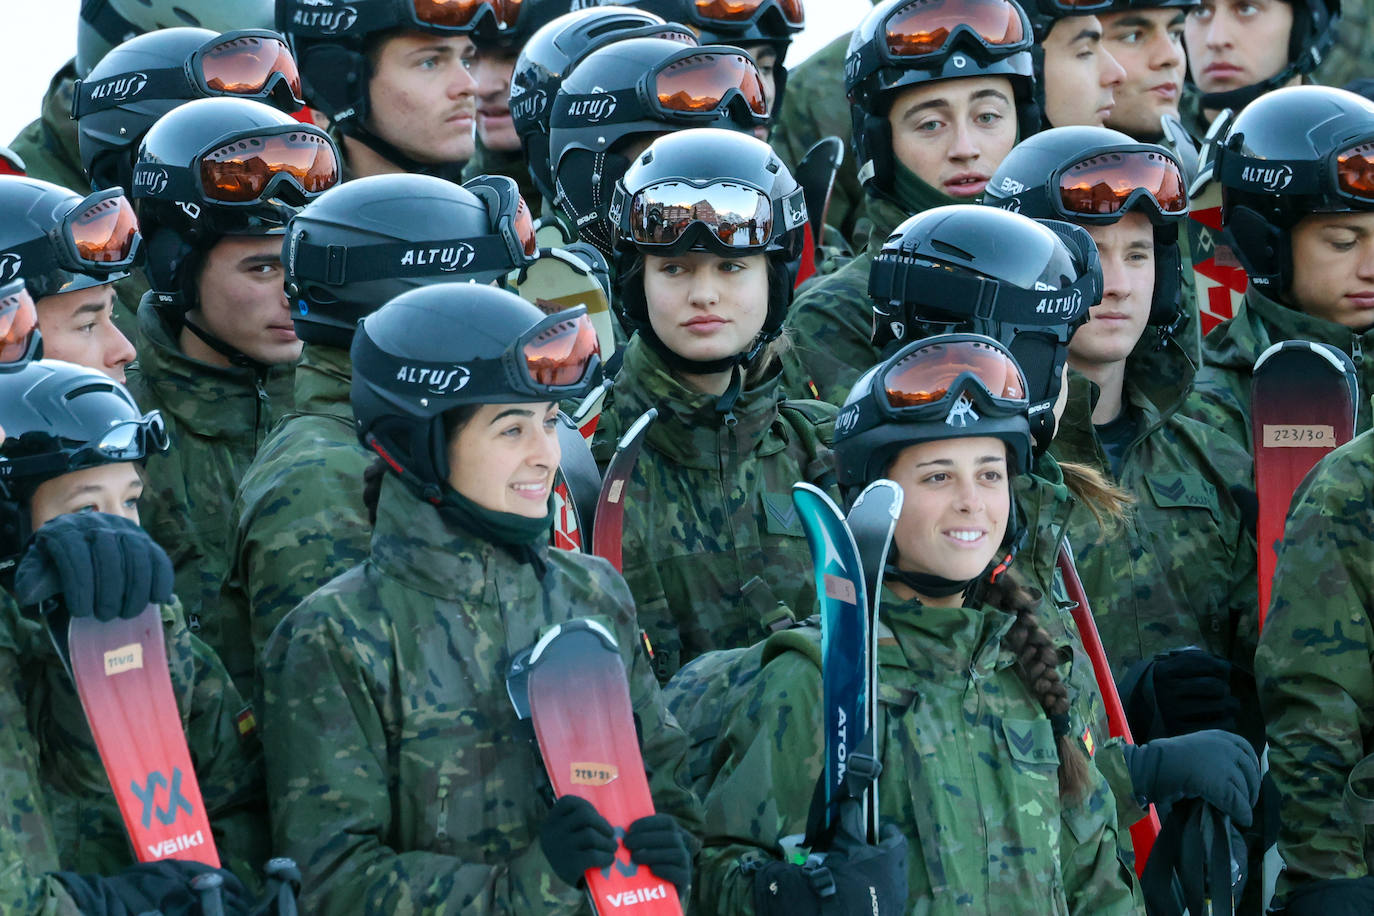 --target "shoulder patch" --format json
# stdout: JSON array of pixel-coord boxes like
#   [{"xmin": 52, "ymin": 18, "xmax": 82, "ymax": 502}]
[{"xmin": 1144, "ymin": 473, "xmax": 1219, "ymax": 522}]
